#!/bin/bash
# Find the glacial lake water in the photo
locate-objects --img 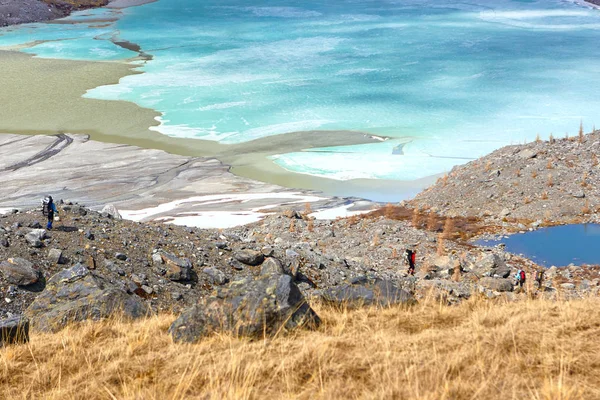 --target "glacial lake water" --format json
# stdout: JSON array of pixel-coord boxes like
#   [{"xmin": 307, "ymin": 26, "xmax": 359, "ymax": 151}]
[
  {"xmin": 2, "ymin": 0, "xmax": 600, "ymax": 190},
  {"xmin": 477, "ymin": 224, "xmax": 600, "ymax": 267}
]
